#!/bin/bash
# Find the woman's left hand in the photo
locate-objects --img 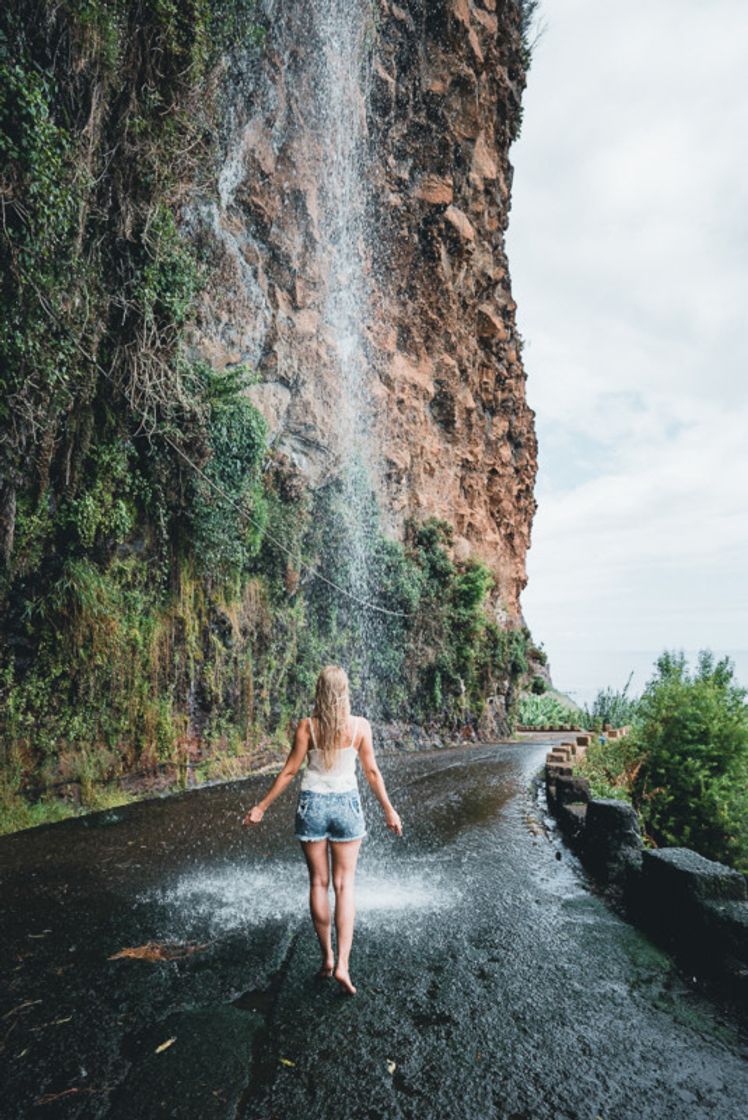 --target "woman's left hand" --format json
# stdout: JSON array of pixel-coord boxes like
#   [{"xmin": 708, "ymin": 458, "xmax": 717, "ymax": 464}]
[
  {"xmin": 242, "ymin": 805, "xmax": 265, "ymax": 827},
  {"xmin": 384, "ymin": 807, "xmax": 403, "ymax": 836}
]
